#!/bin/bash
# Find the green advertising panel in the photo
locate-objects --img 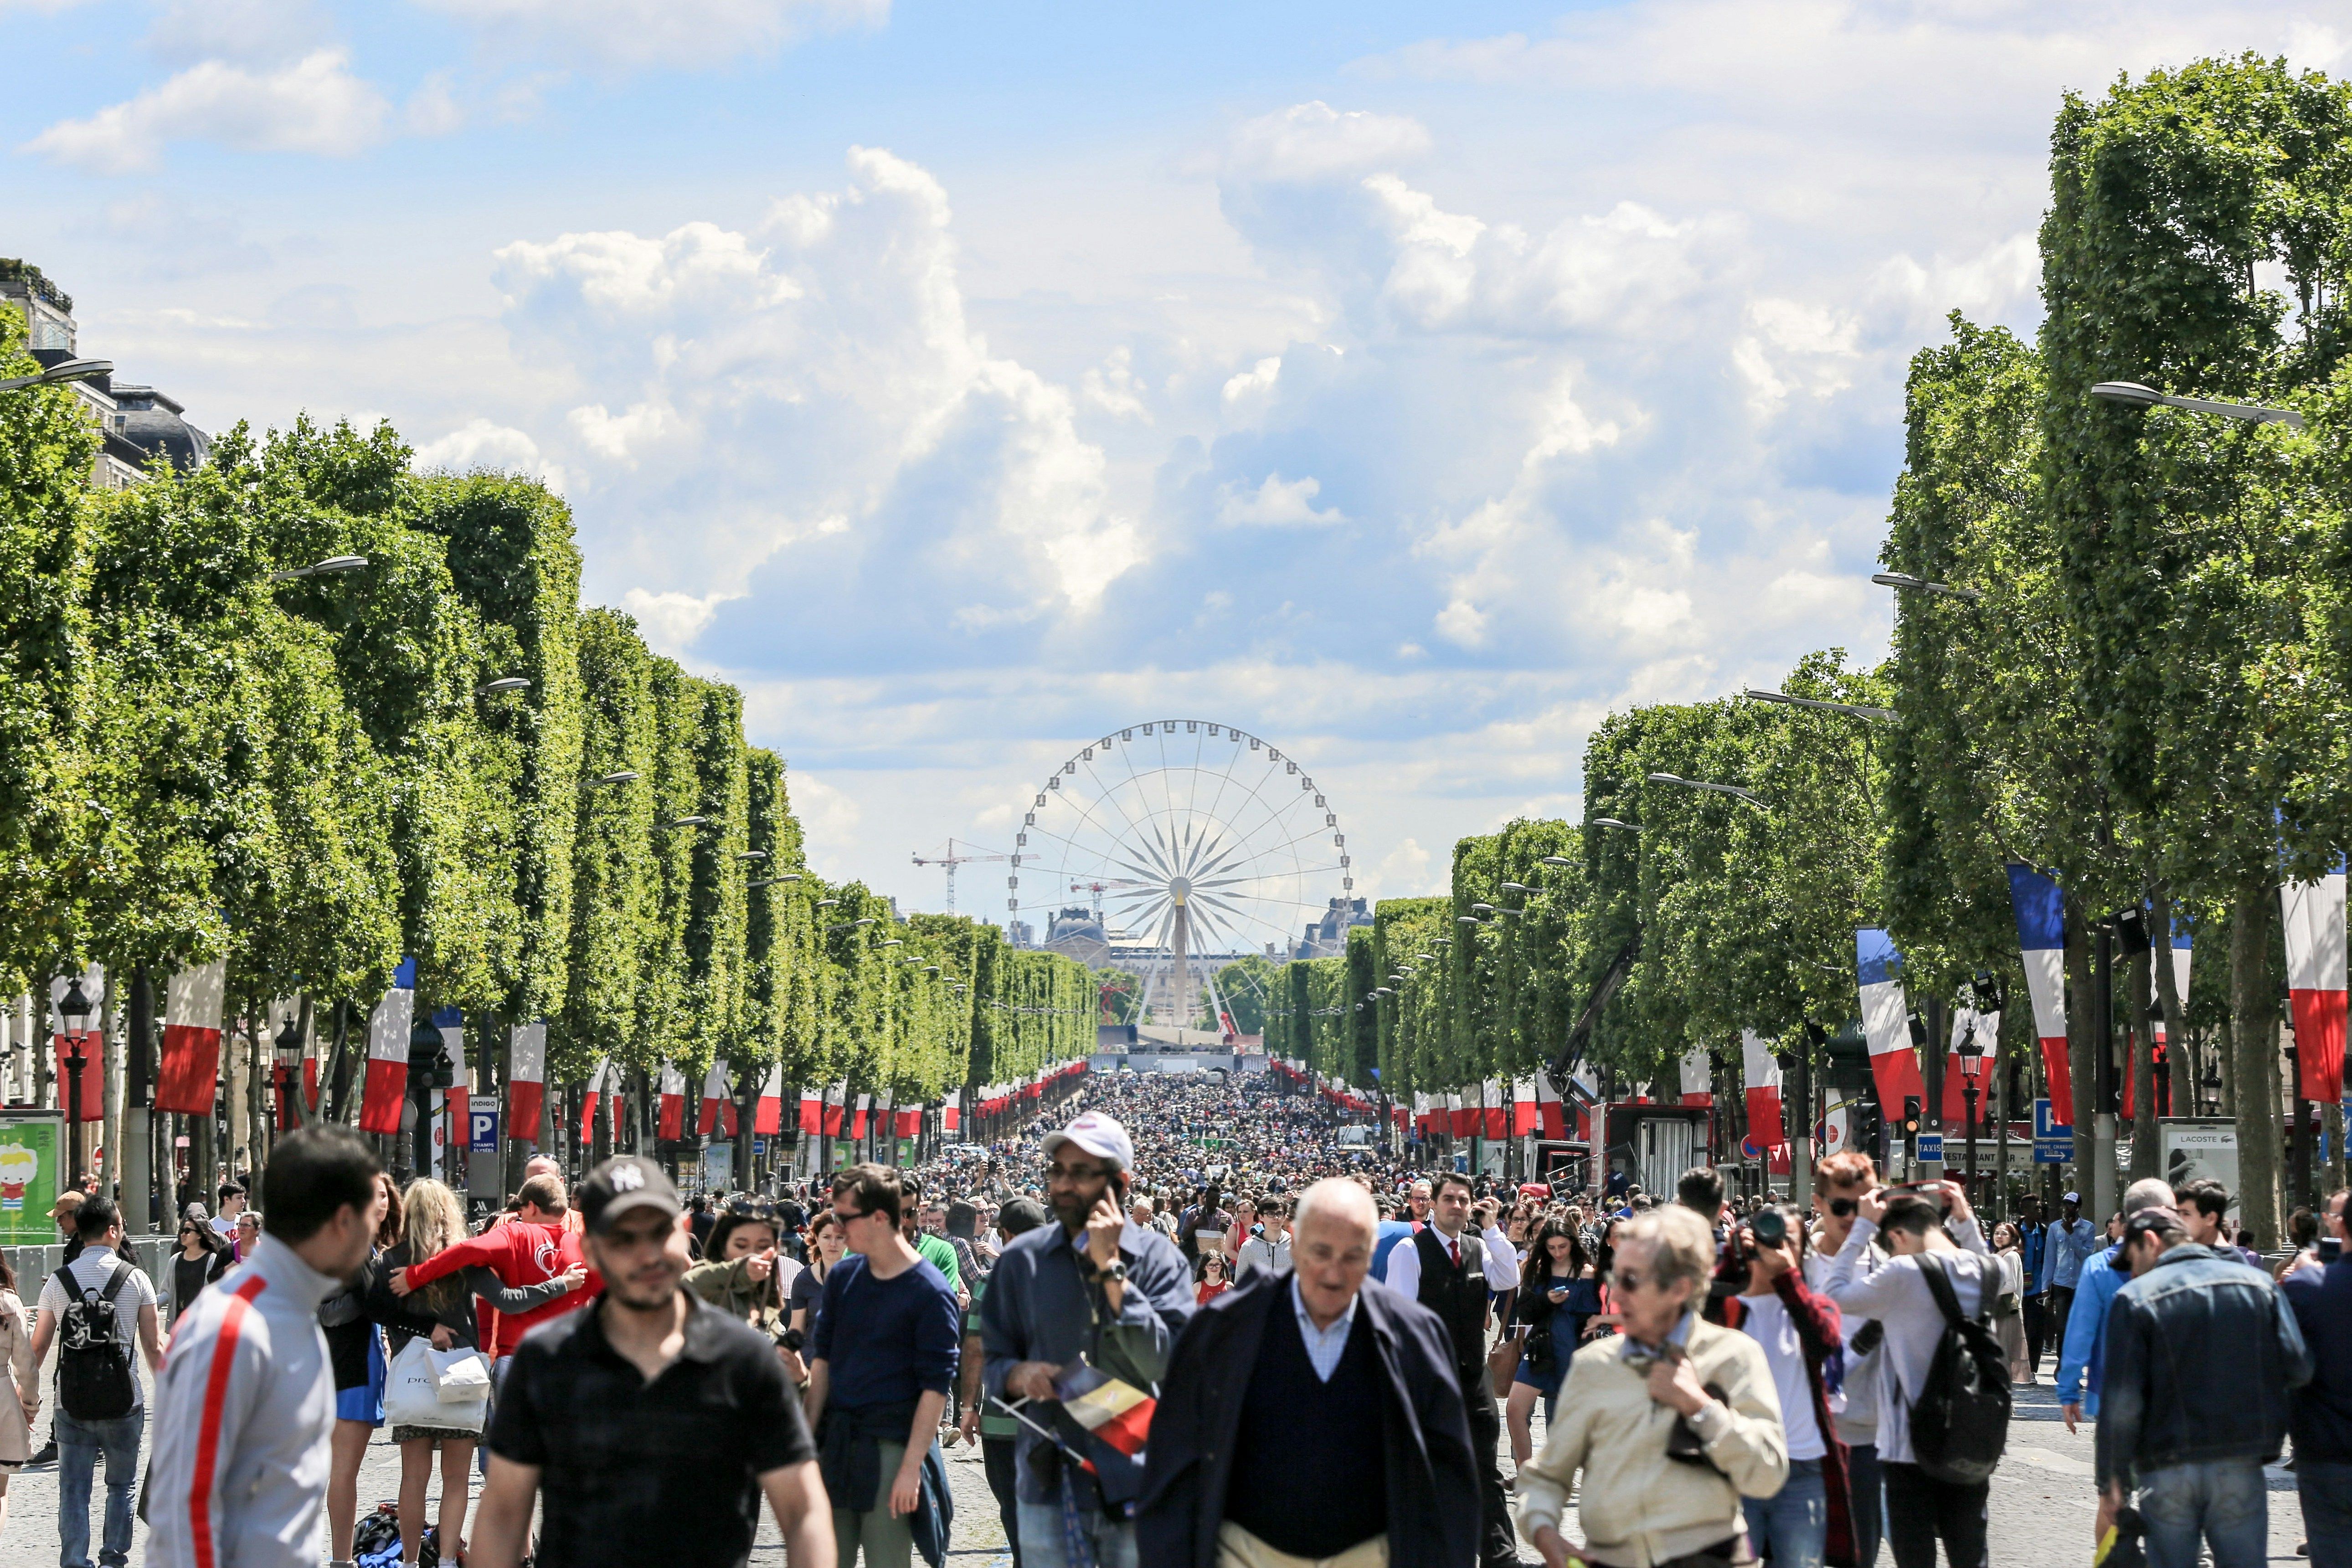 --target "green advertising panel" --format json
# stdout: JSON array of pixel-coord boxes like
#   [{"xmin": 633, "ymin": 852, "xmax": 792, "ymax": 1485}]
[{"xmin": 0, "ymin": 1113, "xmax": 62, "ymax": 1244}]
